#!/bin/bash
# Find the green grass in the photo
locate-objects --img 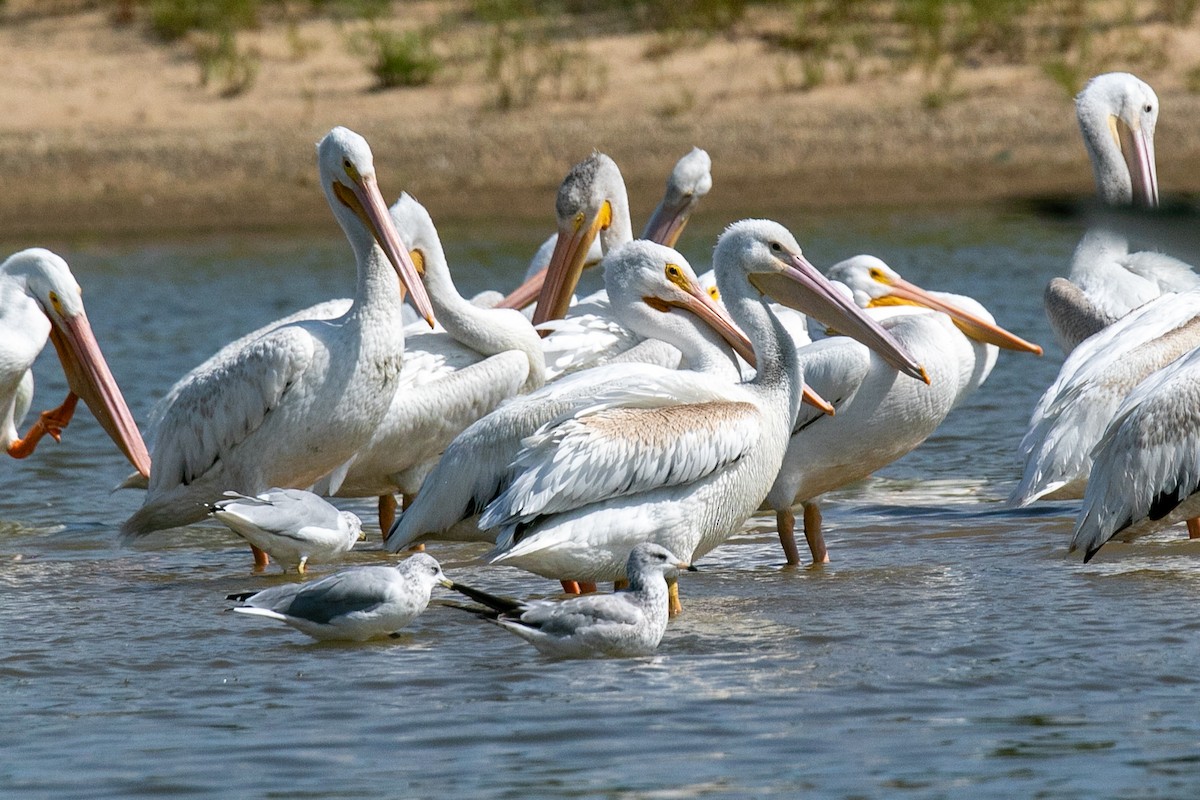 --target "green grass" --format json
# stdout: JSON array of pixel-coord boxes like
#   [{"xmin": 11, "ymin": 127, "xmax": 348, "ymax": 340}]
[{"xmin": 369, "ymin": 27, "xmax": 440, "ymax": 89}]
